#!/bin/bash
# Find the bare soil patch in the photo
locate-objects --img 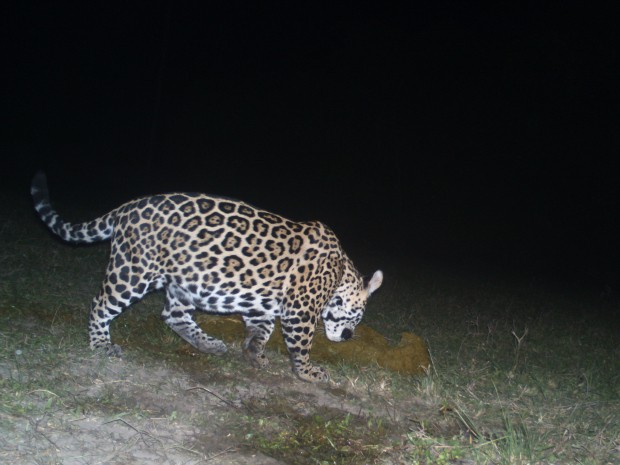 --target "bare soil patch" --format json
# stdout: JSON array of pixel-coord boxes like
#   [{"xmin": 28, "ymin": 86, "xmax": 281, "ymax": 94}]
[{"xmin": 0, "ymin": 316, "xmax": 432, "ymax": 465}]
